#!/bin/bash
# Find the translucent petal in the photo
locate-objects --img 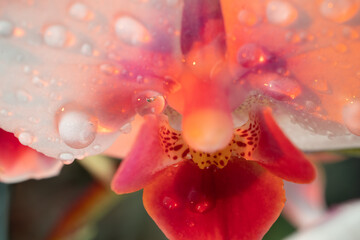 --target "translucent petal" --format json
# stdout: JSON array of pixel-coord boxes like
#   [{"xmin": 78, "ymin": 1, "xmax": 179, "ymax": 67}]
[
  {"xmin": 0, "ymin": 0, "xmax": 183, "ymax": 160},
  {"xmin": 0, "ymin": 129, "xmax": 62, "ymax": 183}
]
